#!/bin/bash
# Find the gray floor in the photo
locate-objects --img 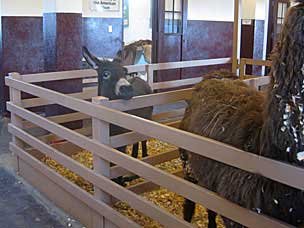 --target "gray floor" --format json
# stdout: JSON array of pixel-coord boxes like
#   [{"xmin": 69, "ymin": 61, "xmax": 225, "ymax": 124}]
[{"xmin": 0, "ymin": 117, "xmax": 83, "ymax": 228}]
